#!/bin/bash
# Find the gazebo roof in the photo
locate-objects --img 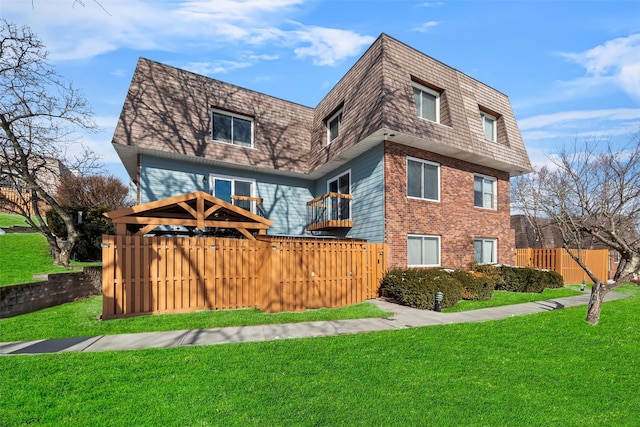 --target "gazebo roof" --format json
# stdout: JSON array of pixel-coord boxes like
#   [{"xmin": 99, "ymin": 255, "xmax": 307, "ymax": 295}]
[{"xmin": 104, "ymin": 191, "xmax": 273, "ymax": 240}]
